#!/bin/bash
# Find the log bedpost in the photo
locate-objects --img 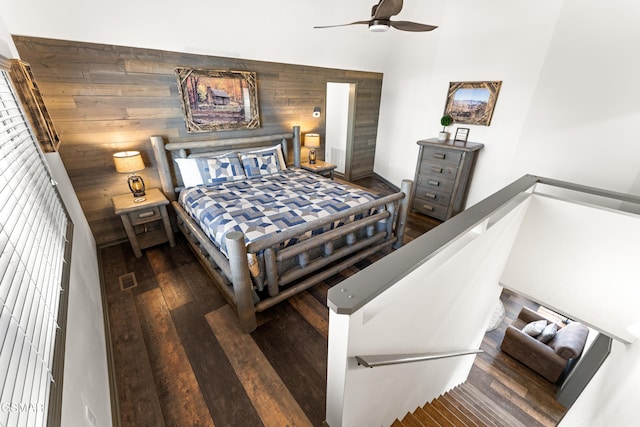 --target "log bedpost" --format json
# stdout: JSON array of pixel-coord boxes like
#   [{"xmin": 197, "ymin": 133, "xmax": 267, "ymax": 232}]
[
  {"xmin": 293, "ymin": 125, "xmax": 301, "ymax": 167},
  {"xmin": 150, "ymin": 135, "xmax": 176, "ymax": 201},
  {"xmin": 393, "ymin": 179, "xmax": 413, "ymax": 249},
  {"xmin": 225, "ymin": 231, "xmax": 257, "ymax": 333}
]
